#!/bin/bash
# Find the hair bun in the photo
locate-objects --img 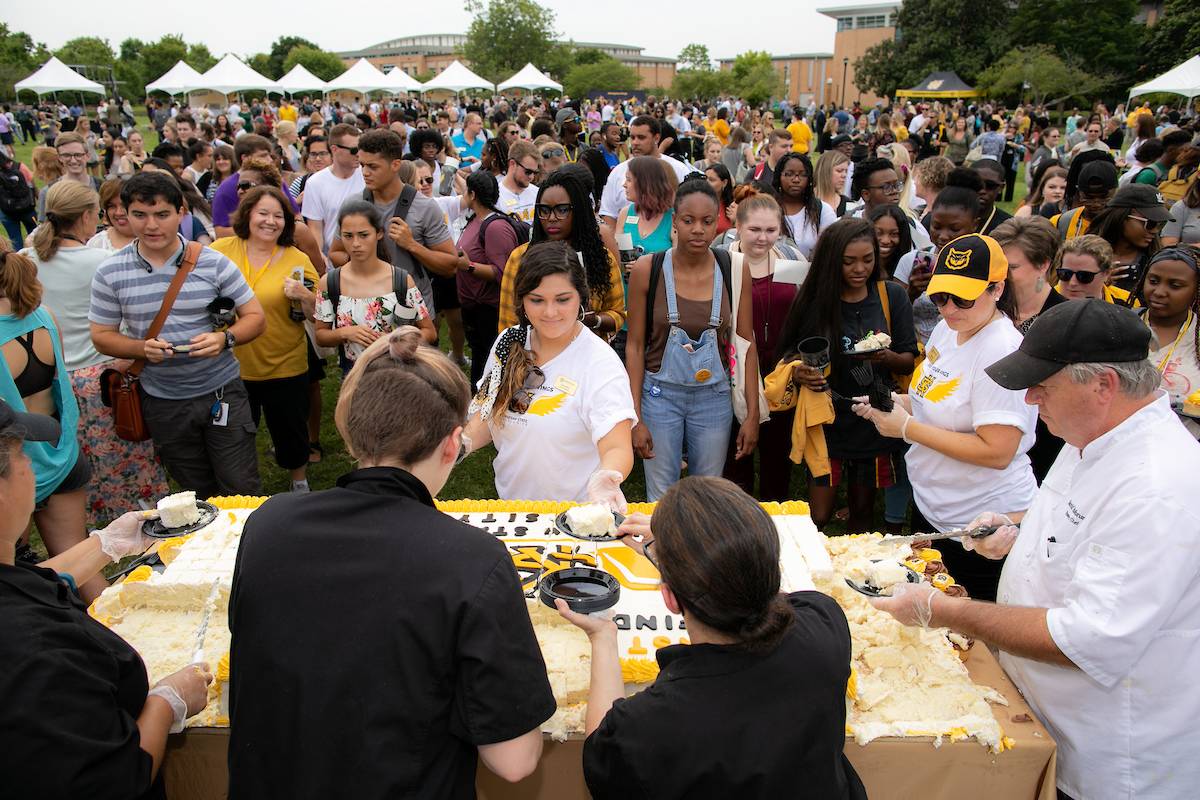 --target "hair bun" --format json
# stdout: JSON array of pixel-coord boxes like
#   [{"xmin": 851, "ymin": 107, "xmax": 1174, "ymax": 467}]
[{"xmin": 387, "ymin": 328, "xmax": 422, "ymax": 363}]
